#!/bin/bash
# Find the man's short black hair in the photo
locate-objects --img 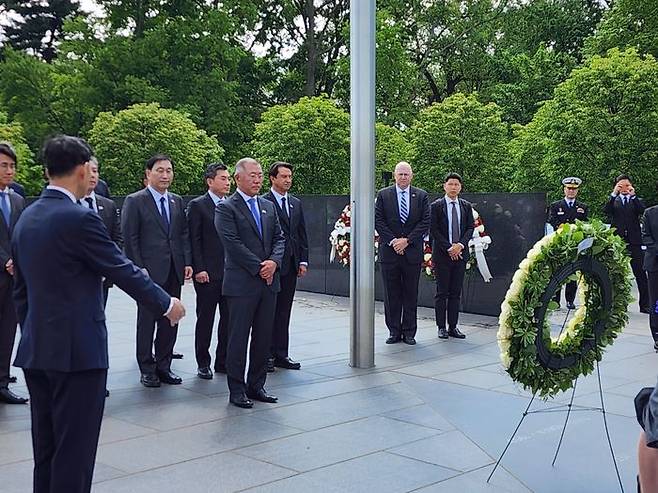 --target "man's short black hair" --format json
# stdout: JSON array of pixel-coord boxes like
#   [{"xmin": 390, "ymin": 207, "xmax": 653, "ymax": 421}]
[
  {"xmin": 145, "ymin": 153, "xmax": 173, "ymax": 170},
  {"xmin": 40, "ymin": 135, "xmax": 92, "ymax": 178},
  {"xmin": 614, "ymin": 173, "xmax": 631, "ymax": 185},
  {"xmin": 269, "ymin": 161, "xmax": 293, "ymax": 178},
  {"xmin": 204, "ymin": 162, "xmax": 227, "ymax": 180},
  {"xmin": 444, "ymin": 172, "xmax": 463, "ymax": 184},
  {"xmin": 0, "ymin": 142, "xmax": 17, "ymax": 165}
]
